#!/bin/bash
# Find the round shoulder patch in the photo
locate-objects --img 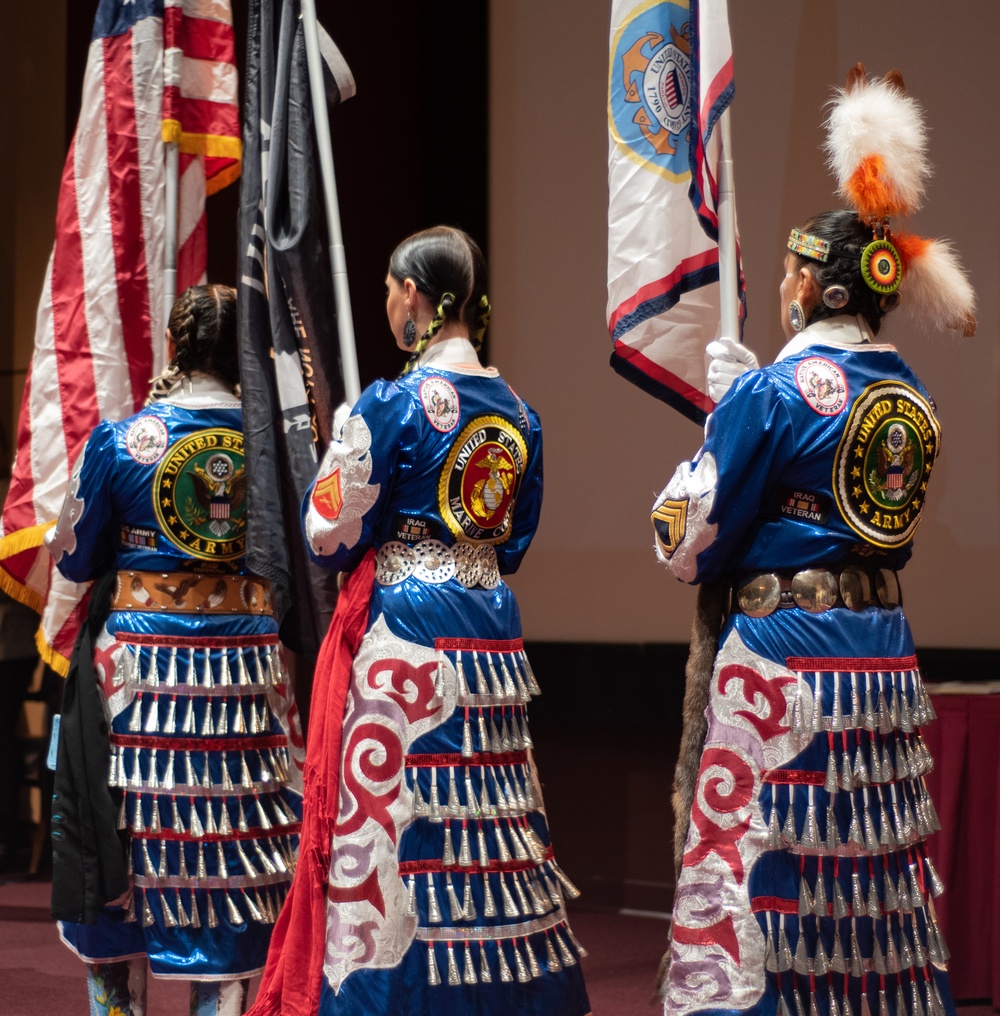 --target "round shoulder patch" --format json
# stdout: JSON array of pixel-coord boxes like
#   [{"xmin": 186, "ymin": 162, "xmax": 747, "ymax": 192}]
[
  {"xmin": 438, "ymin": 415, "xmax": 528, "ymax": 544},
  {"xmin": 153, "ymin": 428, "xmax": 247, "ymax": 561},
  {"xmin": 795, "ymin": 357, "xmax": 848, "ymax": 416},
  {"xmin": 833, "ymin": 381, "xmax": 940, "ymax": 549},
  {"xmin": 125, "ymin": 415, "xmax": 169, "ymax": 465},
  {"xmin": 419, "ymin": 376, "xmax": 460, "ymax": 432}
]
